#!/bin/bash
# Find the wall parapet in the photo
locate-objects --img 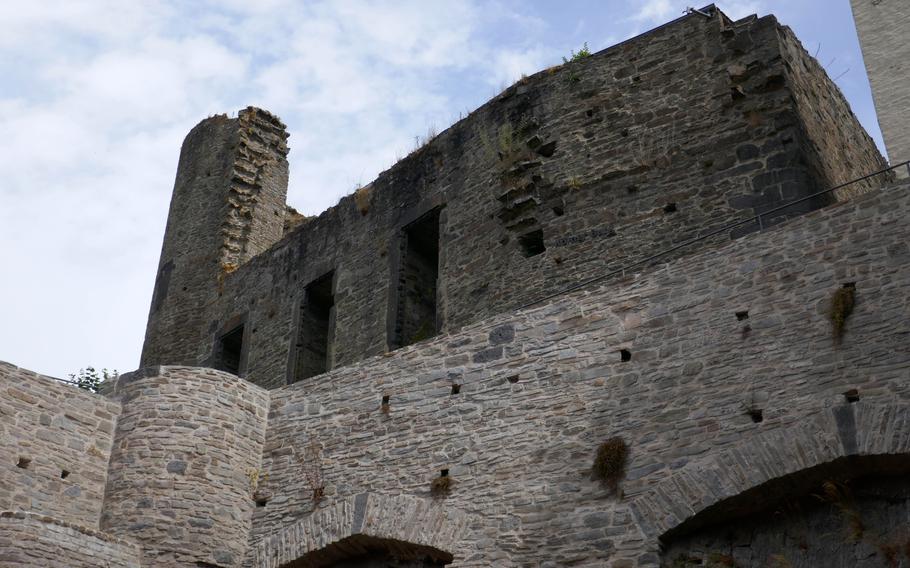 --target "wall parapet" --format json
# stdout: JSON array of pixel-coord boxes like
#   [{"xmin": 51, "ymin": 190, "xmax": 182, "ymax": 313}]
[{"xmin": 0, "ymin": 510, "xmax": 140, "ymax": 567}]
